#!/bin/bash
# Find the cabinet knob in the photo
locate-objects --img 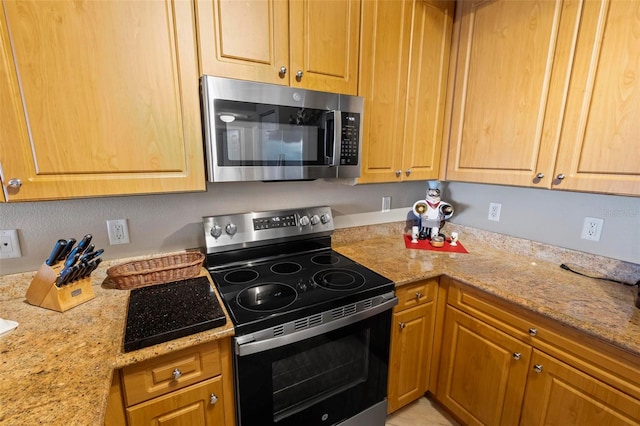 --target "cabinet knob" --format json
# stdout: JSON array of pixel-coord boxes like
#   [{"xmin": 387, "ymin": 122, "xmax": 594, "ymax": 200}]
[
  {"xmin": 209, "ymin": 393, "xmax": 219, "ymax": 405},
  {"xmin": 415, "ymin": 292, "xmax": 423, "ymax": 300},
  {"xmin": 399, "ymin": 322, "xmax": 406, "ymax": 329},
  {"xmin": 533, "ymin": 364, "xmax": 543, "ymax": 373},
  {"xmin": 405, "ymin": 169, "xmax": 412, "ymax": 176},
  {"xmin": 528, "ymin": 328, "xmax": 537, "ymax": 336},
  {"xmin": 536, "ymin": 173, "xmax": 544, "ymax": 179},
  {"xmin": 395, "ymin": 170, "xmax": 401, "ymax": 177},
  {"xmin": 556, "ymin": 173, "xmax": 566, "ymax": 180},
  {"xmin": 296, "ymin": 70, "xmax": 303, "ymax": 80},
  {"xmin": 279, "ymin": 66, "xmax": 287, "ymax": 76},
  {"xmin": 7, "ymin": 178, "xmax": 22, "ymax": 189},
  {"xmin": 512, "ymin": 352, "xmax": 521, "ymax": 360},
  {"xmin": 172, "ymin": 368, "xmax": 182, "ymax": 380}
]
